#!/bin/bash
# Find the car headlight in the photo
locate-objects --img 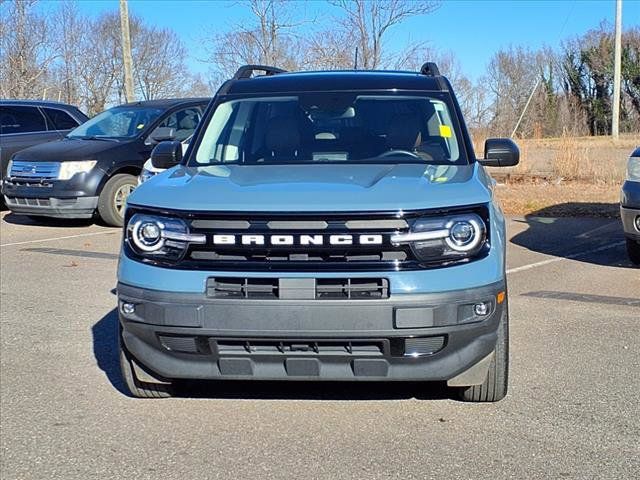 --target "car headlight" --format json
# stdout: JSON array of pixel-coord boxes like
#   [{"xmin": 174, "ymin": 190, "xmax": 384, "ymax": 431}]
[
  {"xmin": 391, "ymin": 213, "xmax": 487, "ymax": 263},
  {"xmin": 58, "ymin": 160, "xmax": 97, "ymax": 180},
  {"xmin": 126, "ymin": 213, "xmax": 206, "ymax": 261},
  {"xmin": 627, "ymin": 156, "xmax": 640, "ymax": 182},
  {"xmin": 138, "ymin": 168, "xmax": 155, "ymax": 185}
]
